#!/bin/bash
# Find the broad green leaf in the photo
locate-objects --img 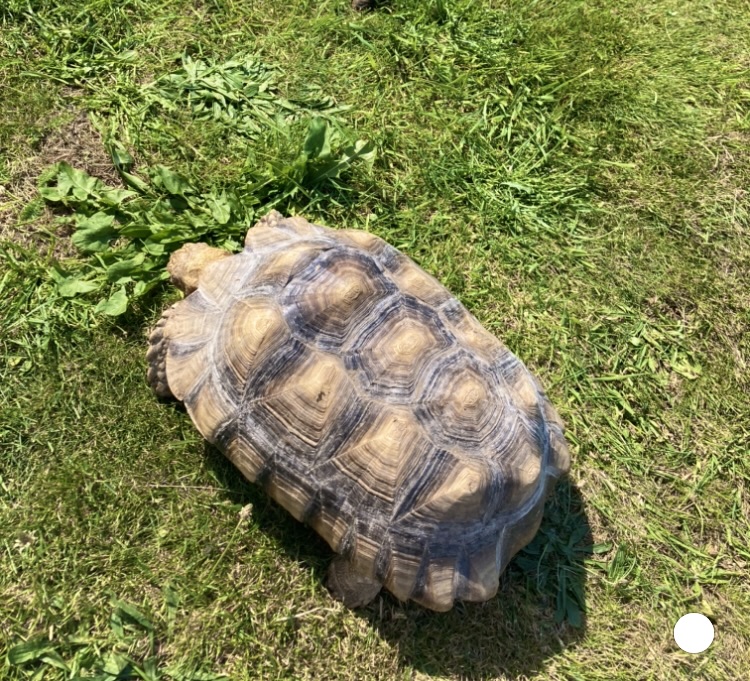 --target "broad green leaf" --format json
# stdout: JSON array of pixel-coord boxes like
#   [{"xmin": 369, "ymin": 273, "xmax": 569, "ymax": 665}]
[
  {"xmin": 142, "ymin": 239, "xmax": 166, "ymax": 256},
  {"xmin": 39, "ymin": 650, "xmax": 69, "ymax": 671},
  {"xmin": 345, "ymin": 139, "xmax": 376, "ymax": 167},
  {"xmin": 133, "ymin": 277, "xmax": 163, "ymax": 298},
  {"xmin": 119, "ymin": 222, "xmax": 153, "ymax": 239},
  {"xmin": 566, "ymin": 599, "xmax": 583, "ymax": 628},
  {"xmin": 55, "ymin": 163, "xmax": 75, "ymax": 195},
  {"xmin": 140, "ymin": 657, "xmax": 160, "ymax": 681},
  {"xmin": 95, "ymin": 287, "xmax": 129, "ymax": 316},
  {"xmin": 153, "ymin": 165, "xmax": 192, "ymax": 196},
  {"xmin": 112, "ymin": 600, "xmax": 155, "ymax": 631},
  {"xmin": 218, "ymin": 238, "xmax": 242, "ymax": 252},
  {"xmin": 168, "ymin": 195, "xmax": 192, "ymax": 213},
  {"xmin": 39, "ymin": 185, "xmax": 66, "ymax": 202},
  {"xmin": 58, "ymin": 277, "xmax": 101, "ymax": 297},
  {"xmin": 71, "ymin": 212, "xmax": 117, "ymax": 253},
  {"xmin": 185, "ymin": 211, "xmax": 208, "ymax": 229},
  {"xmin": 60, "ymin": 163, "xmax": 101, "ymax": 201},
  {"xmin": 99, "ymin": 188, "xmax": 137, "ymax": 207},
  {"xmin": 109, "ymin": 609, "xmax": 125, "ymax": 639},
  {"xmin": 38, "ymin": 162, "xmax": 83, "ymax": 202},
  {"xmin": 76, "ymin": 212, "xmax": 115, "ymax": 230},
  {"xmin": 148, "ymin": 227, "xmax": 189, "ymax": 243},
  {"xmin": 304, "ymin": 139, "xmax": 376, "ymax": 186},
  {"xmin": 110, "ymin": 143, "xmax": 134, "ymax": 172},
  {"xmin": 569, "ymin": 524, "xmax": 589, "ymax": 546},
  {"xmin": 106, "ymin": 253, "xmax": 146, "ymax": 282},
  {"xmin": 303, "ymin": 117, "xmax": 331, "ymax": 160},
  {"xmin": 48, "ymin": 263, "xmax": 68, "ymax": 284},
  {"xmin": 7, "ymin": 639, "xmax": 56, "ymax": 665},
  {"xmin": 183, "ymin": 56, "xmax": 199, "ymax": 80},
  {"xmin": 207, "ymin": 193, "xmax": 231, "ymax": 224},
  {"xmin": 101, "ymin": 652, "xmax": 133, "ymax": 675},
  {"xmin": 591, "ymin": 542, "xmax": 613, "ymax": 554},
  {"xmin": 120, "ymin": 171, "xmax": 151, "ymax": 194}
]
